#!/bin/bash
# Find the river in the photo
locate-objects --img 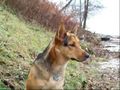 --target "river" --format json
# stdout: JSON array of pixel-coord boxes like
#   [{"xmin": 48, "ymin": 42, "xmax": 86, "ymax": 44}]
[
  {"xmin": 100, "ymin": 36, "xmax": 119, "ymax": 70},
  {"xmin": 96, "ymin": 36, "xmax": 119, "ymax": 89}
]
